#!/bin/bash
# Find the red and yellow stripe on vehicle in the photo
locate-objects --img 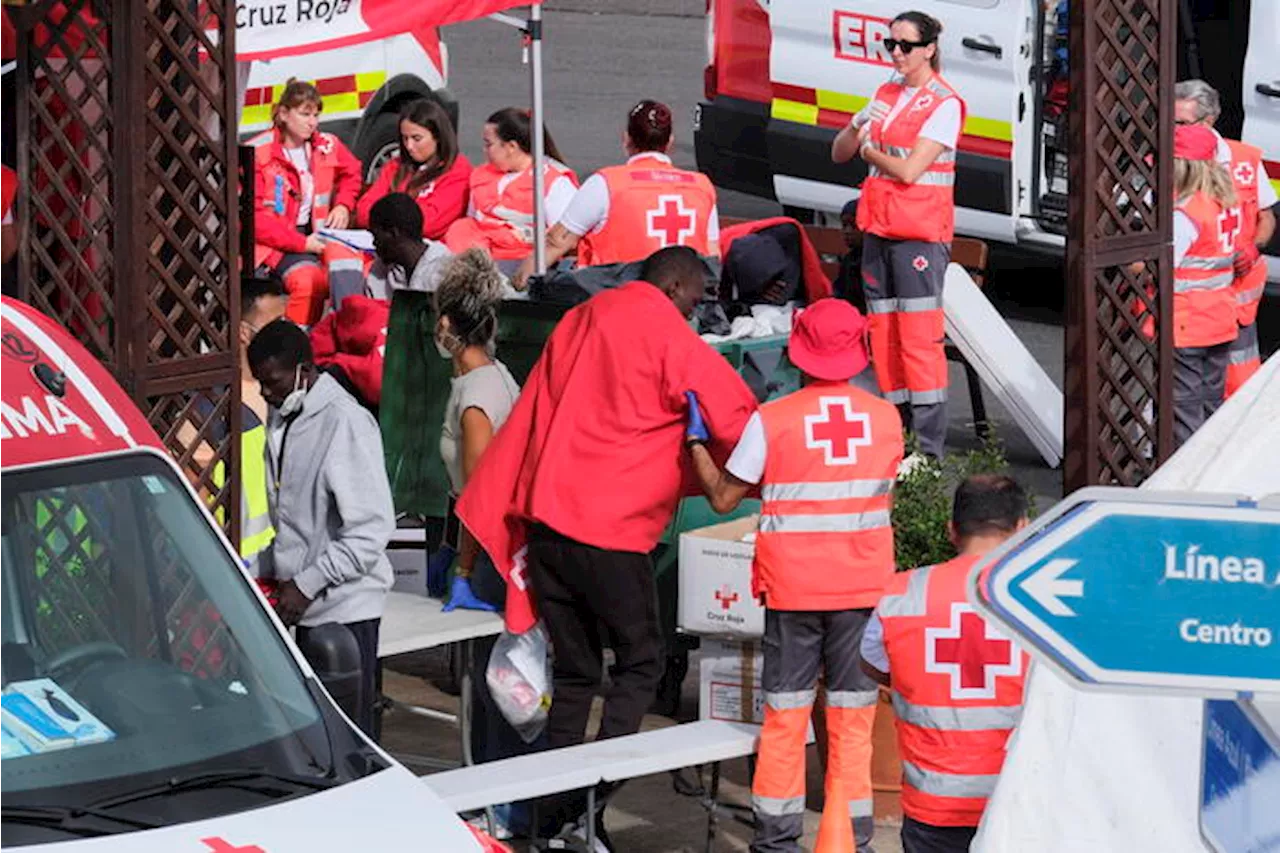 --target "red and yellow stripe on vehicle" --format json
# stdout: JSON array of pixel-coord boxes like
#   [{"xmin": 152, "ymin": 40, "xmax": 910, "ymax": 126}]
[
  {"xmin": 770, "ymin": 82, "xmax": 1014, "ymax": 160},
  {"xmin": 1266, "ymin": 160, "xmax": 1280, "ymax": 203},
  {"xmin": 241, "ymin": 71, "xmax": 389, "ymax": 126}
]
